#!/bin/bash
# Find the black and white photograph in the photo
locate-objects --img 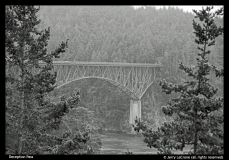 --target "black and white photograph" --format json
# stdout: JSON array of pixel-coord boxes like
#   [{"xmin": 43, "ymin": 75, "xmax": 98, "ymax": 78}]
[{"xmin": 5, "ymin": 5, "xmax": 224, "ymax": 156}]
